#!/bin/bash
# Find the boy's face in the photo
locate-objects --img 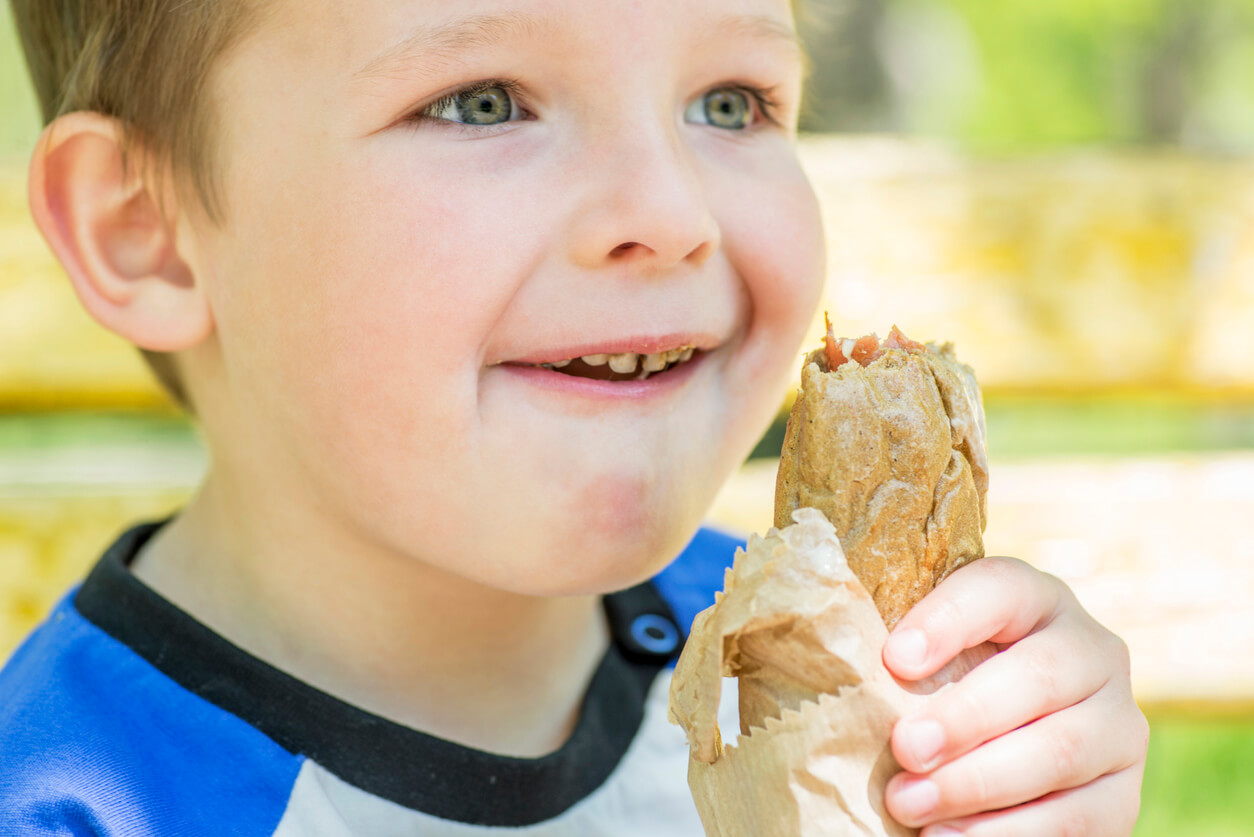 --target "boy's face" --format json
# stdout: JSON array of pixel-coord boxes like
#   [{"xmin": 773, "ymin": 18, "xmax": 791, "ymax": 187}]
[{"xmin": 190, "ymin": 0, "xmax": 825, "ymax": 594}]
